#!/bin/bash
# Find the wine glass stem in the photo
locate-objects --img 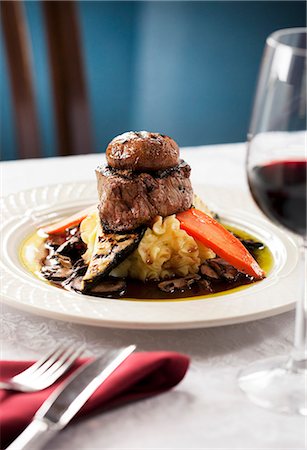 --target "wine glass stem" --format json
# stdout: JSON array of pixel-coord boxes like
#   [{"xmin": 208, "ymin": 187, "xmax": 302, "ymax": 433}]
[{"xmin": 292, "ymin": 237, "xmax": 307, "ymax": 366}]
